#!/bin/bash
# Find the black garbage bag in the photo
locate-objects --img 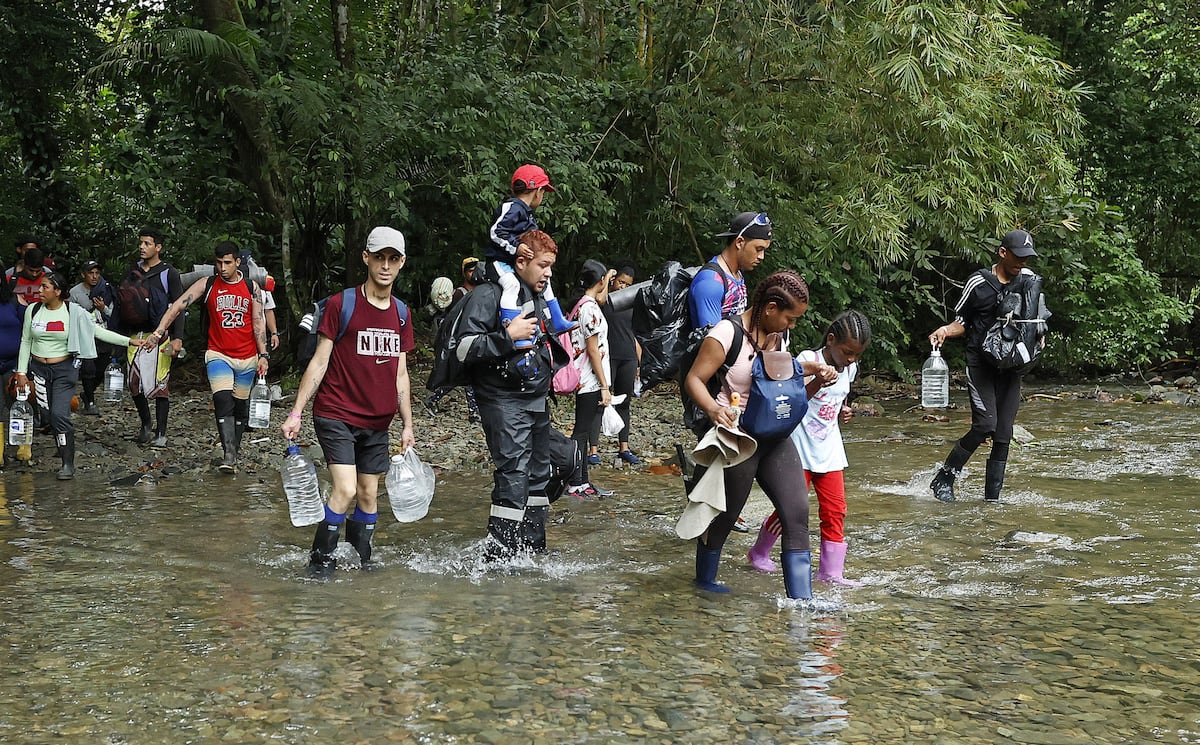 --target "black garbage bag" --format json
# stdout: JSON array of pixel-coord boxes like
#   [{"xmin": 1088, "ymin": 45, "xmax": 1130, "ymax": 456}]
[{"xmin": 633, "ymin": 261, "xmax": 697, "ymax": 389}]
